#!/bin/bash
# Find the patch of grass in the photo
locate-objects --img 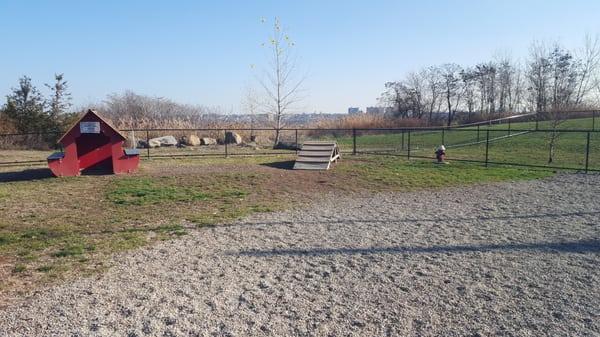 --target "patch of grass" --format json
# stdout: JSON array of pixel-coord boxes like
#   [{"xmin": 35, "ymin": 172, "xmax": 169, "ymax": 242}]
[
  {"xmin": 52, "ymin": 243, "xmax": 86, "ymax": 258},
  {"xmin": 107, "ymin": 177, "xmax": 211, "ymax": 206},
  {"xmin": 219, "ymin": 189, "xmax": 249, "ymax": 198},
  {"xmin": 36, "ymin": 265, "xmax": 52, "ymax": 273},
  {"xmin": 338, "ymin": 156, "xmax": 553, "ymax": 190},
  {"xmin": 20, "ymin": 228, "xmax": 55, "ymax": 240},
  {"xmin": 12, "ymin": 264, "xmax": 26, "ymax": 273},
  {"xmin": 0, "ymin": 233, "xmax": 17, "ymax": 246}
]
